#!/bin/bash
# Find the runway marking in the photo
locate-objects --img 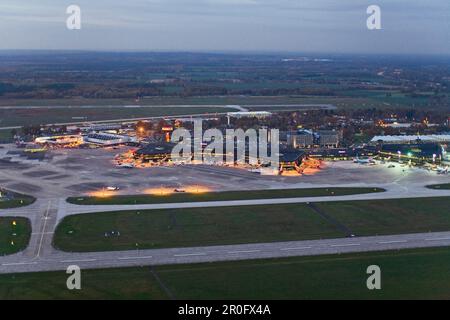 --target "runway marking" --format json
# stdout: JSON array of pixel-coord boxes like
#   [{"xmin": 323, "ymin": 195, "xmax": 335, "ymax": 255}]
[
  {"xmin": 425, "ymin": 237, "xmax": 450, "ymax": 242},
  {"xmin": 36, "ymin": 200, "xmax": 52, "ymax": 258},
  {"xmin": 174, "ymin": 253, "xmax": 206, "ymax": 257},
  {"xmin": 2, "ymin": 262, "xmax": 37, "ymax": 266},
  {"xmin": 31, "ymin": 232, "xmax": 54, "ymax": 235},
  {"xmin": 118, "ymin": 256, "xmax": 153, "ymax": 260},
  {"xmin": 60, "ymin": 259, "xmax": 97, "ymax": 263},
  {"xmin": 280, "ymin": 246, "xmax": 312, "ymax": 251},
  {"xmin": 330, "ymin": 243, "xmax": 360, "ymax": 248},
  {"xmin": 228, "ymin": 250, "xmax": 261, "ymax": 254},
  {"xmin": 378, "ymin": 240, "xmax": 407, "ymax": 244}
]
